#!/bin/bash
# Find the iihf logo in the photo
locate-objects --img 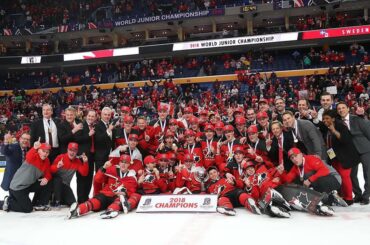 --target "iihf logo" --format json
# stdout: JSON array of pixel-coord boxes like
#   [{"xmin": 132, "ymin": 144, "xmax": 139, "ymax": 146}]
[
  {"xmin": 203, "ymin": 198, "xmax": 211, "ymax": 206},
  {"xmin": 143, "ymin": 198, "xmax": 152, "ymax": 206}
]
